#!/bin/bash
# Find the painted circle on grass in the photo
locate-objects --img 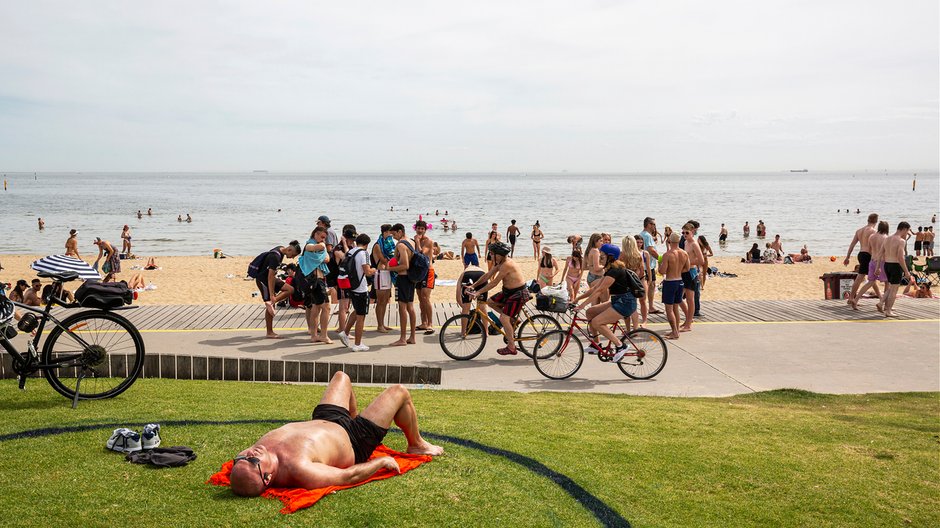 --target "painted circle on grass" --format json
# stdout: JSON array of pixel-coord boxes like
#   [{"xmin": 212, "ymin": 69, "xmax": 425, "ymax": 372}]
[{"xmin": 0, "ymin": 419, "xmax": 630, "ymax": 527}]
